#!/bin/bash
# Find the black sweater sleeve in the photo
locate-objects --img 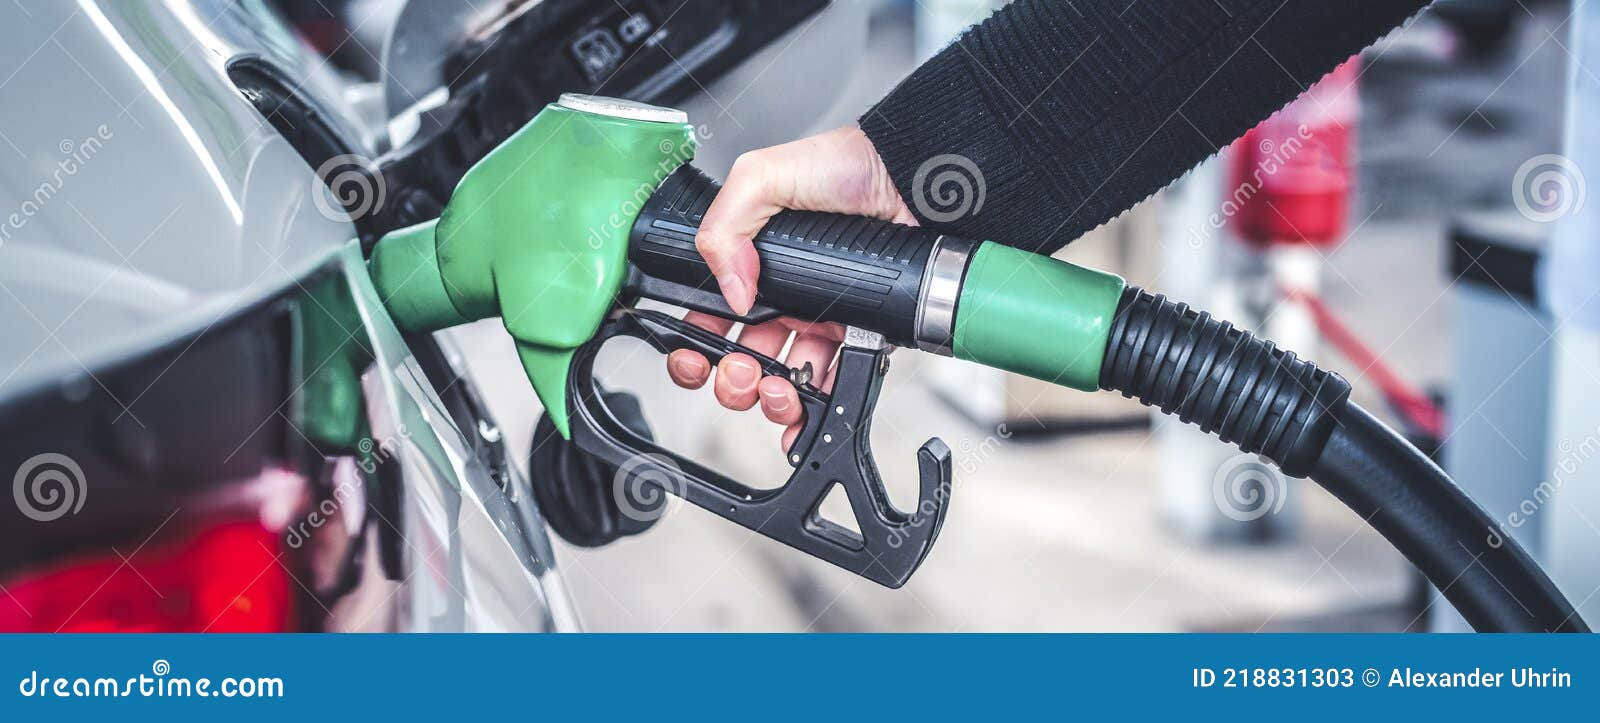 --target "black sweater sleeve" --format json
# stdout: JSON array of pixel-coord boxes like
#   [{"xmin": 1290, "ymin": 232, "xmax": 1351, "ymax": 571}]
[{"xmin": 859, "ymin": 0, "xmax": 1430, "ymax": 252}]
